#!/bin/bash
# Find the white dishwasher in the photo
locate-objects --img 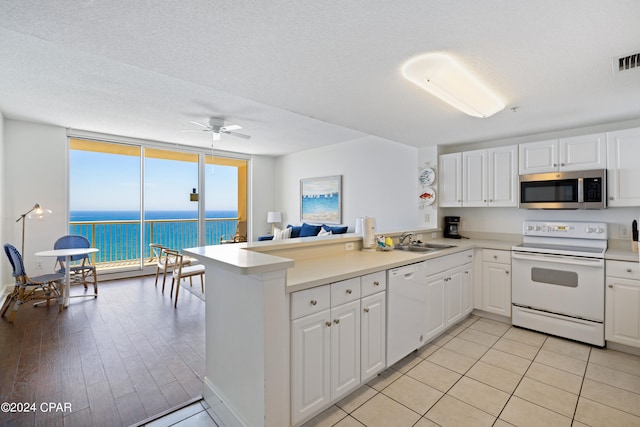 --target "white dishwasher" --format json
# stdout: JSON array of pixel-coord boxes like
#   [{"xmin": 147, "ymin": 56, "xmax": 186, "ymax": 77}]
[{"xmin": 386, "ymin": 261, "xmax": 427, "ymax": 367}]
